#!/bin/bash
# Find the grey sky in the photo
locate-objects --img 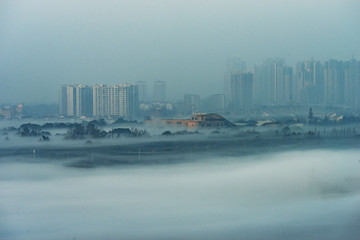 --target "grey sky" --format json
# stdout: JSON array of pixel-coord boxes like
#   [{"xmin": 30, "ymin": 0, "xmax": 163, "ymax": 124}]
[{"xmin": 0, "ymin": 0, "xmax": 359, "ymax": 104}]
